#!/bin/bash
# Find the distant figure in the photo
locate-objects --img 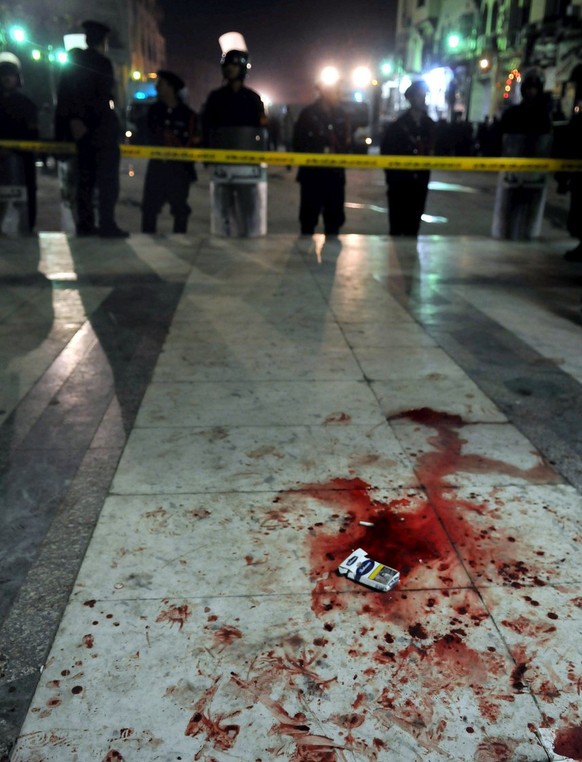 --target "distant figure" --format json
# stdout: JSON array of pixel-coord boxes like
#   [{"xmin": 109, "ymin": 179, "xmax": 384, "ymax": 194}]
[
  {"xmin": 499, "ymin": 72, "xmax": 552, "ymax": 142},
  {"xmin": 380, "ymin": 80, "xmax": 435, "ymax": 237},
  {"xmin": 55, "ymin": 20, "xmax": 128, "ymax": 238},
  {"xmin": 555, "ymin": 109, "xmax": 582, "ymax": 262},
  {"xmin": 141, "ymin": 70, "xmax": 199, "ymax": 234},
  {"xmin": 0, "ymin": 52, "xmax": 38, "ymax": 232},
  {"xmin": 268, "ymin": 114, "xmax": 280, "ymax": 151},
  {"xmin": 292, "ymin": 78, "xmax": 351, "ymax": 237}
]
